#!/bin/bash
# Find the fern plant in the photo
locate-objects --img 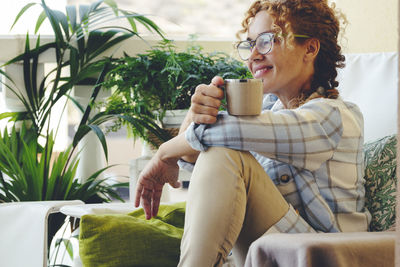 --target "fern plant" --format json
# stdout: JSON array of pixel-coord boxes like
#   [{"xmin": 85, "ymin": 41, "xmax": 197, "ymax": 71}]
[{"xmin": 102, "ymin": 40, "xmax": 252, "ymax": 147}]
